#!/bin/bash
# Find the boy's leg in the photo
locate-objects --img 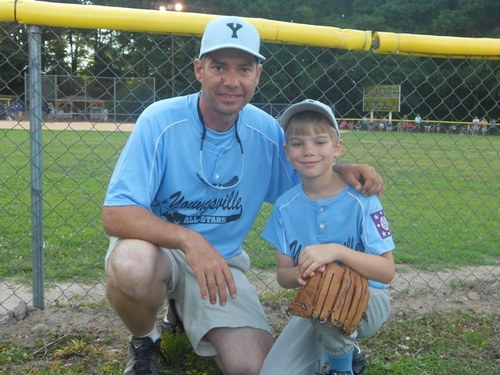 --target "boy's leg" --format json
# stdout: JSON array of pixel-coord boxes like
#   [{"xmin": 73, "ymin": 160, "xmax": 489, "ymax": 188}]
[
  {"xmin": 316, "ymin": 287, "xmax": 391, "ymax": 374},
  {"xmin": 356, "ymin": 288, "xmax": 391, "ymax": 339},
  {"xmin": 260, "ymin": 316, "xmax": 323, "ymax": 375}
]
